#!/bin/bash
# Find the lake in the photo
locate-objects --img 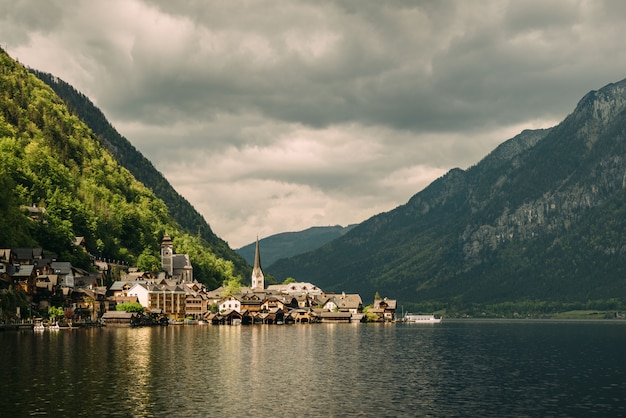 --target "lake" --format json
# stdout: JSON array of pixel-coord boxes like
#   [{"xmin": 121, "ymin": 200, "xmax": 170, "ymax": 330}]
[{"xmin": 2, "ymin": 320, "xmax": 626, "ymax": 417}]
